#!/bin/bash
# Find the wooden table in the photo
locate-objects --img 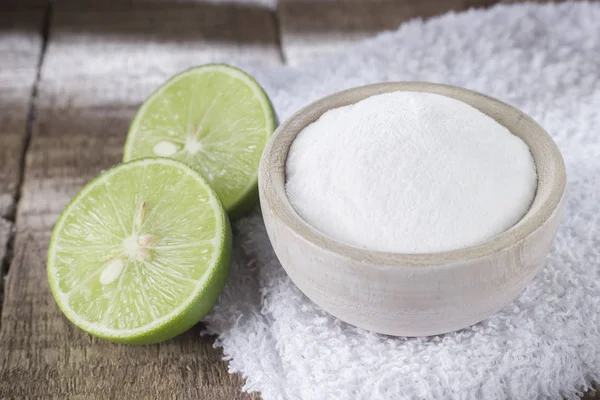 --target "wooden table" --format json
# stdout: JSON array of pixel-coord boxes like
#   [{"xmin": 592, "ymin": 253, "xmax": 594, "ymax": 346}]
[{"xmin": 0, "ymin": 0, "xmax": 596, "ymax": 398}]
